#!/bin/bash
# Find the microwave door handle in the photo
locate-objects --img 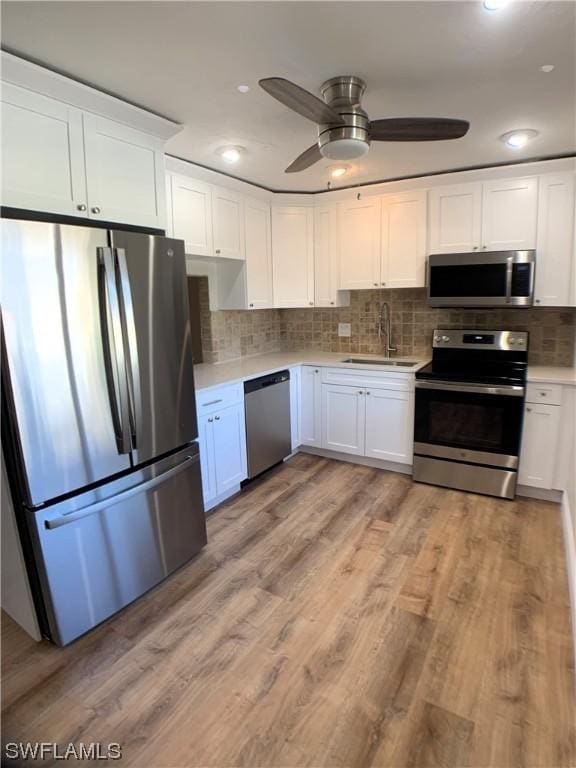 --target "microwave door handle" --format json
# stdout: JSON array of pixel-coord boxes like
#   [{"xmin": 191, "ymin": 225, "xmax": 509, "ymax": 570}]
[
  {"xmin": 505, "ymin": 255, "xmax": 514, "ymax": 304},
  {"xmin": 114, "ymin": 247, "xmax": 142, "ymax": 451},
  {"xmin": 97, "ymin": 248, "xmax": 132, "ymax": 454}
]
